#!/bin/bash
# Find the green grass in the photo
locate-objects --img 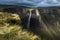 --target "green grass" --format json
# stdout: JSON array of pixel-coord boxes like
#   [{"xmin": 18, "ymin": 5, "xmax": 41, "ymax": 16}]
[{"xmin": 0, "ymin": 12, "xmax": 40, "ymax": 40}]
